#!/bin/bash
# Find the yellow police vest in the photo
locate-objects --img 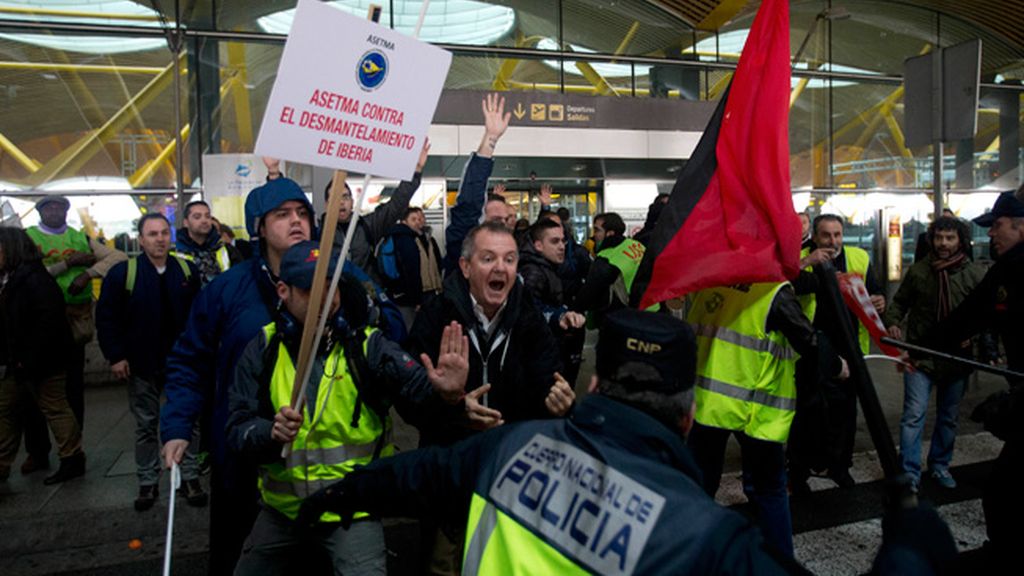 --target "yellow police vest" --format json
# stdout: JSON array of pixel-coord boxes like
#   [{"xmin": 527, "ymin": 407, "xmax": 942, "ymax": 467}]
[
  {"xmin": 797, "ymin": 246, "xmax": 871, "ymax": 355},
  {"xmin": 259, "ymin": 323, "xmax": 394, "ymax": 522},
  {"xmin": 686, "ymin": 283, "xmax": 799, "ymax": 443},
  {"xmin": 463, "ymin": 492, "xmax": 589, "ymax": 575}
]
